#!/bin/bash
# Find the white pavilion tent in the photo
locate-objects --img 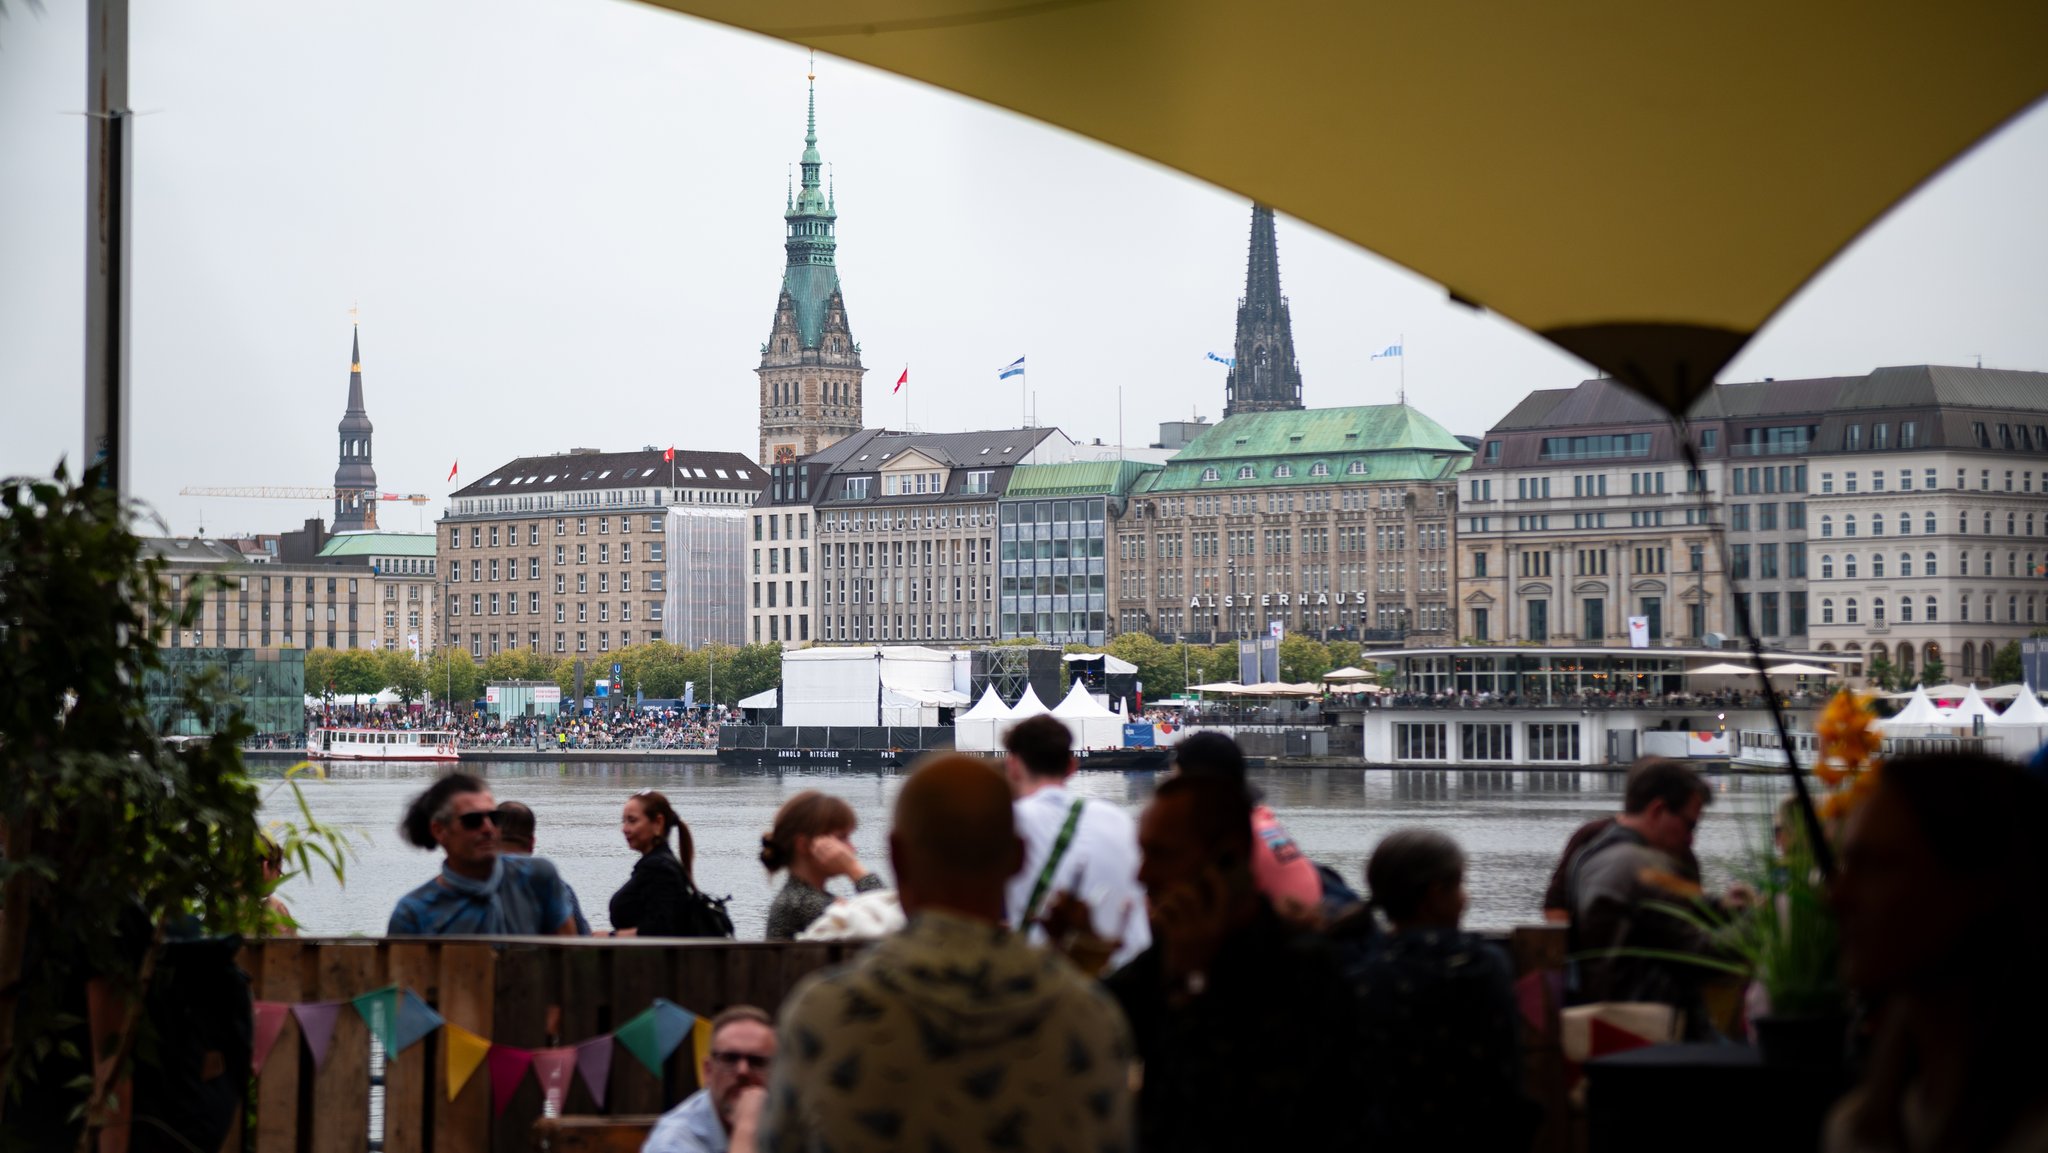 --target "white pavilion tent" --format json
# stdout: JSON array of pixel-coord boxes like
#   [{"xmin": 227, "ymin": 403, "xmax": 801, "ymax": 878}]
[
  {"xmin": 1946, "ymin": 685, "xmax": 1998, "ymax": 727},
  {"xmin": 952, "ymin": 686, "xmax": 1013, "ymax": 753},
  {"xmin": 1053, "ymin": 678, "xmax": 1126, "ymax": 749},
  {"xmin": 996, "ymin": 684, "xmax": 1053, "ymax": 745},
  {"xmin": 1987, "ymin": 684, "xmax": 2048, "ymax": 758},
  {"xmin": 1878, "ymin": 686, "xmax": 1950, "ymax": 732}
]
